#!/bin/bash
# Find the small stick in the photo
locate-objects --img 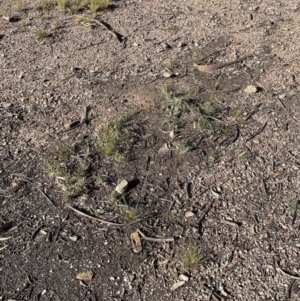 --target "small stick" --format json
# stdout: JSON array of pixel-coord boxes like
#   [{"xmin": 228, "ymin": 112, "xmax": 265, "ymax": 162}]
[
  {"xmin": 194, "ymin": 54, "xmax": 253, "ymax": 72},
  {"xmin": 16, "ymin": 176, "xmax": 56, "ymax": 207},
  {"xmin": 278, "ymin": 98, "xmax": 300, "ymax": 125},
  {"xmin": 36, "ymin": 187, "xmax": 56, "ymax": 207},
  {"xmin": 93, "ymin": 19, "xmax": 124, "ymax": 43},
  {"xmin": 67, "ymin": 205, "xmax": 144, "ymax": 228},
  {"xmin": 80, "ymin": 106, "xmax": 88, "ymax": 124},
  {"xmin": 199, "ymin": 199, "xmax": 215, "ymax": 225},
  {"xmin": 221, "ymin": 219, "xmax": 241, "ymax": 228},
  {"xmin": 137, "ymin": 228, "xmax": 174, "ymax": 242},
  {"xmin": 66, "ymin": 205, "xmax": 125, "ymax": 226},
  {"xmin": 275, "ymin": 260, "xmax": 300, "ymax": 279}
]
